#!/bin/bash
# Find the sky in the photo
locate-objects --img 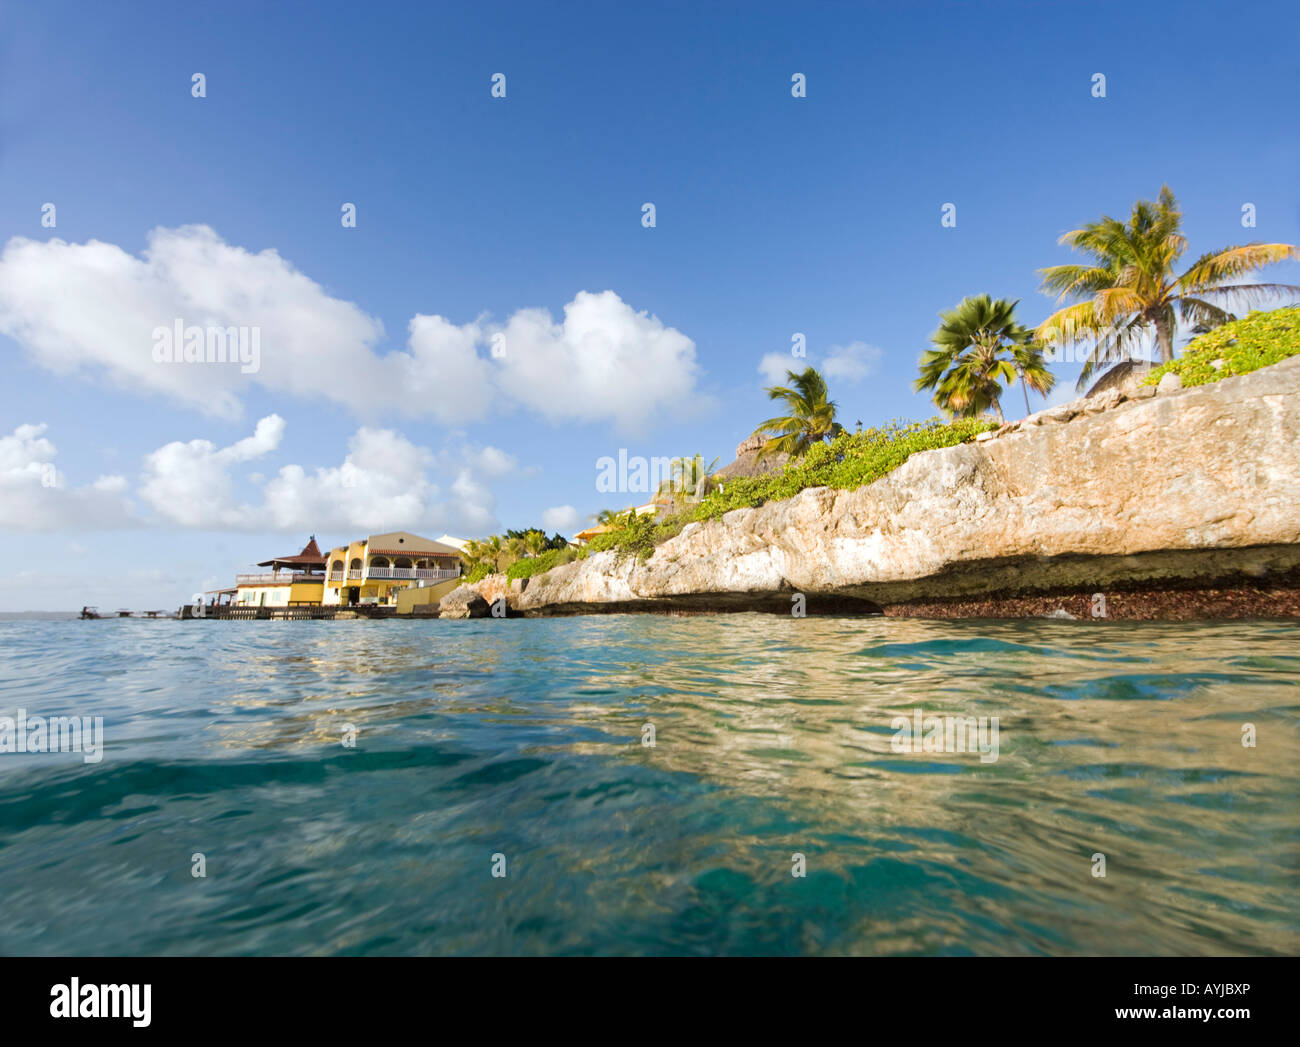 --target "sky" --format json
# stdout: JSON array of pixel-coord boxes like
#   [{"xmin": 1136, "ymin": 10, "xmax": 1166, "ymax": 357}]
[{"xmin": 1, "ymin": 0, "xmax": 1297, "ymax": 610}]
